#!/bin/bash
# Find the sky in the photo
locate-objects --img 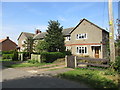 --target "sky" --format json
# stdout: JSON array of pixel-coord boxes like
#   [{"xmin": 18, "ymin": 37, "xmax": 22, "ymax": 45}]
[{"xmin": 1, "ymin": 1, "xmax": 119, "ymax": 44}]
